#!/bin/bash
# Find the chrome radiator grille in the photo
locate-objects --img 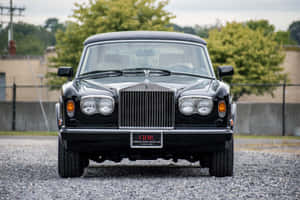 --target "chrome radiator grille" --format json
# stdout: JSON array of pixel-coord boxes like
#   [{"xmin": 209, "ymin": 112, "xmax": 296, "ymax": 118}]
[{"xmin": 119, "ymin": 83, "xmax": 175, "ymax": 129}]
